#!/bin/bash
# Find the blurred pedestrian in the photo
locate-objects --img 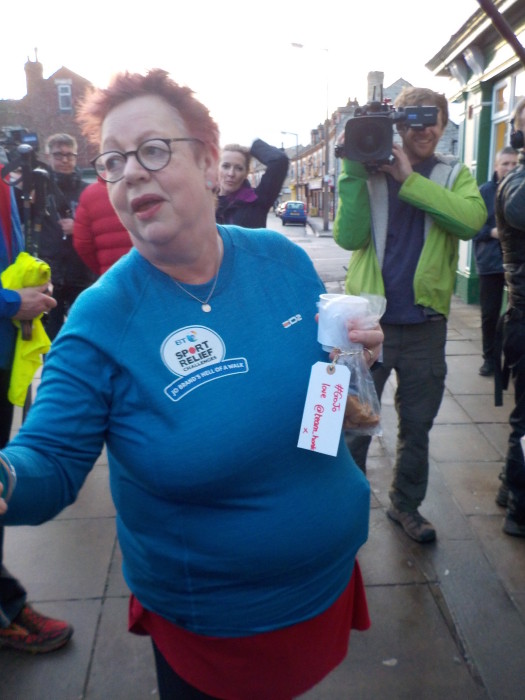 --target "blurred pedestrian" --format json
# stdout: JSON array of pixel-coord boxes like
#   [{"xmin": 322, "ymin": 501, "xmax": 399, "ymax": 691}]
[
  {"xmin": 473, "ymin": 146, "xmax": 518, "ymax": 377},
  {"xmin": 39, "ymin": 133, "xmax": 95, "ymax": 339}
]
